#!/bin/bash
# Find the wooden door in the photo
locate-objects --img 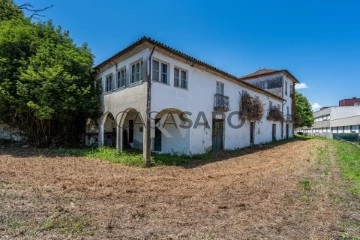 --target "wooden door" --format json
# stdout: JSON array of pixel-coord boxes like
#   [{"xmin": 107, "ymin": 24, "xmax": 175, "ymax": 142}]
[
  {"xmin": 212, "ymin": 119, "xmax": 224, "ymax": 151},
  {"xmin": 250, "ymin": 122, "xmax": 255, "ymax": 145}
]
